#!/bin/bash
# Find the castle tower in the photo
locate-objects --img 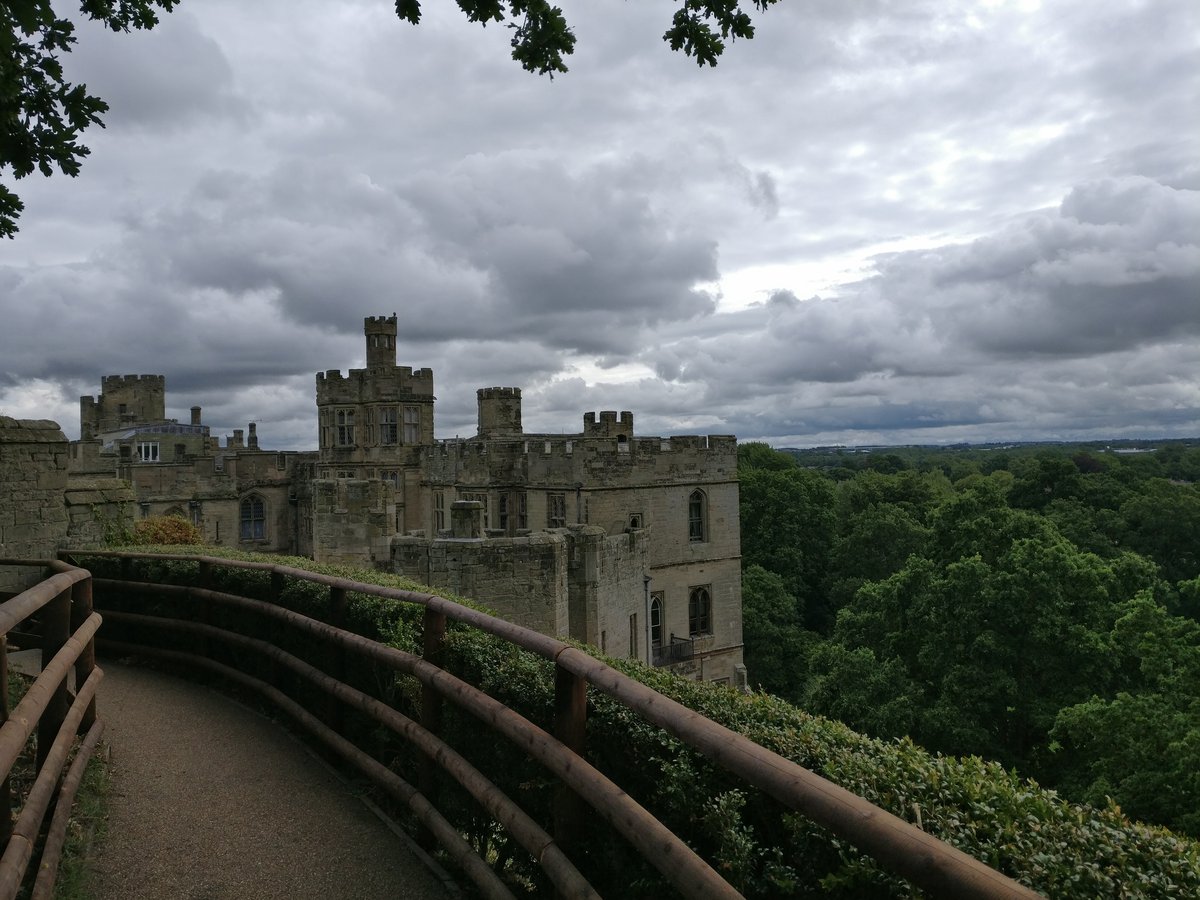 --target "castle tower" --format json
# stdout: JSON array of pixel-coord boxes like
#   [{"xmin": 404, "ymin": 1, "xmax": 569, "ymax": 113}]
[
  {"xmin": 365, "ymin": 315, "xmax": 398, "ymax": 370},
  {"xmin": 79, "ymin": 374, "xmax": 167, "ymax": 437},
  {"xmin": 477, "ymin": 387, "xmax": 523, "ymax": 438},
  {"xmin": 315, "ymin": 315, "xmax": 436, "ymax": 461}
]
